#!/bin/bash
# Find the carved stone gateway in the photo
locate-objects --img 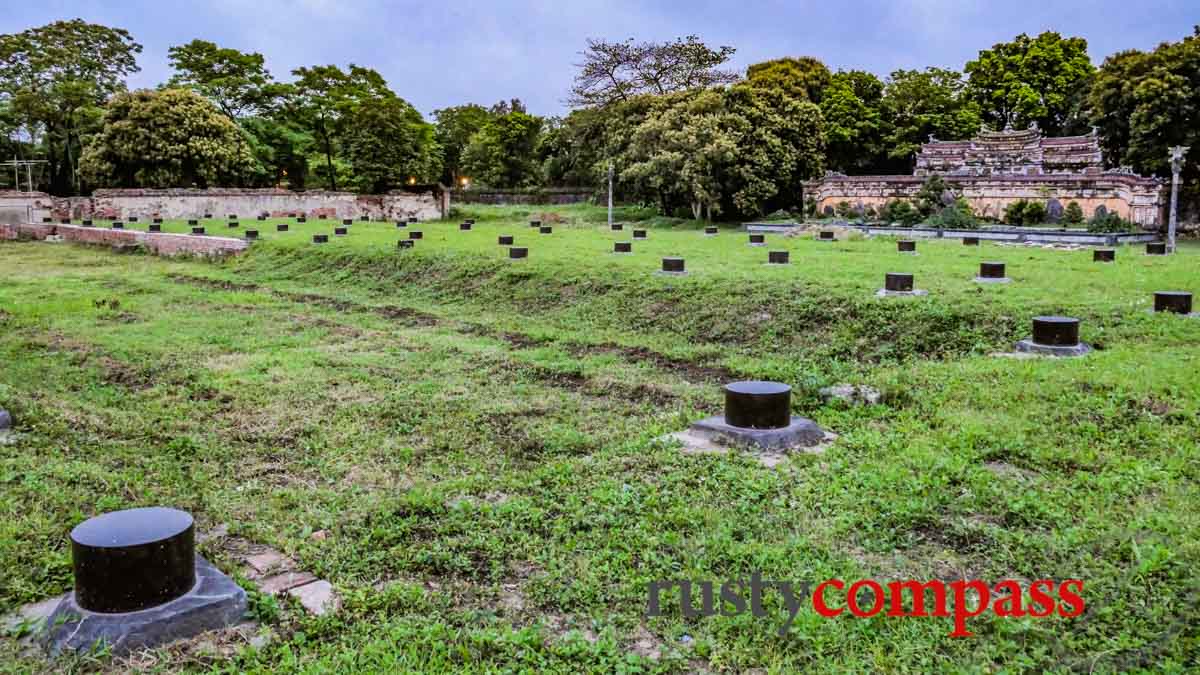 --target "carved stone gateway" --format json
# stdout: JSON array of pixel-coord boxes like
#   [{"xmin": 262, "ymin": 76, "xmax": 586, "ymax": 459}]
[{"xmin": 806, "ymin": 126, "xmax": 1165, "ymax": 227}]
